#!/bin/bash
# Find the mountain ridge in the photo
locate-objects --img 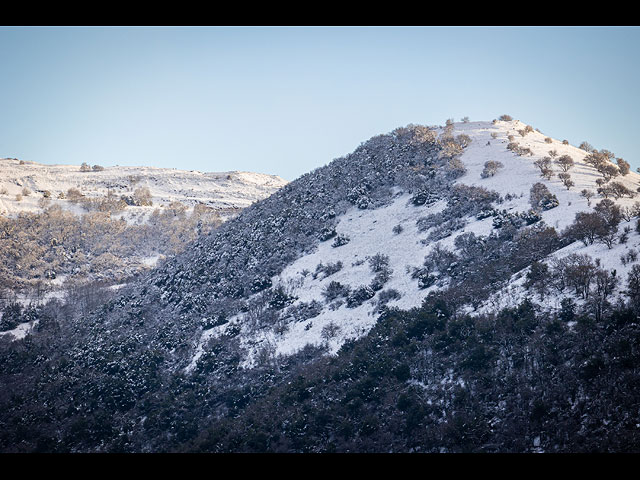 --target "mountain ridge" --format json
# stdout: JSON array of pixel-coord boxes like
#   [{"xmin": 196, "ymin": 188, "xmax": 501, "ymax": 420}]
[
  {"xmin": 2, "ymin": 117, "xmax": 640, "ymax": 452},
  {"xmin": 0, "ymin": 157, "xmax": 288, "ymax": 220}
]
